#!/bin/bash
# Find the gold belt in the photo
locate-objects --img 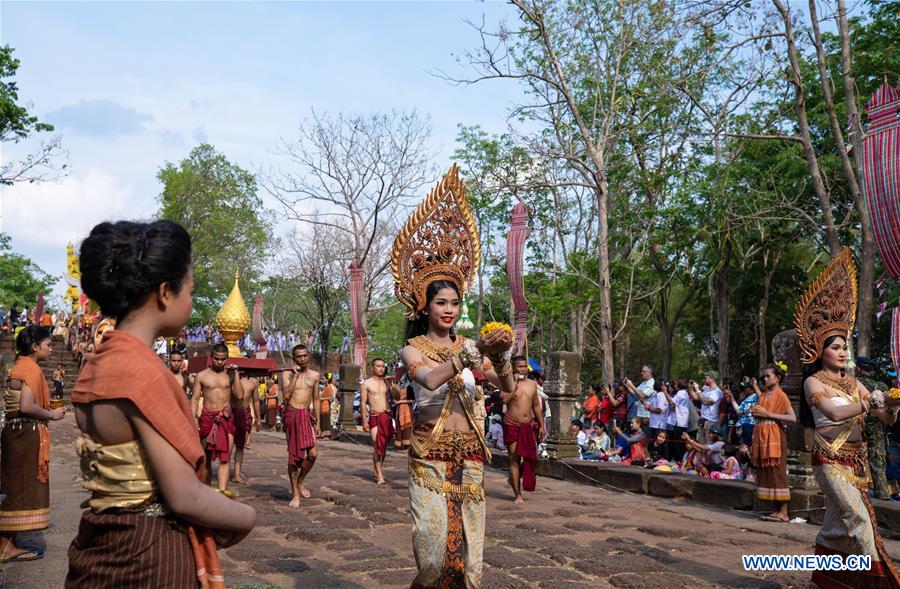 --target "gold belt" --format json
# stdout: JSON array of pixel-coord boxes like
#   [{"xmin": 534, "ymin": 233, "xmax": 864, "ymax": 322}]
[
  {"xmin": 412, "ymin": 429, "xmax": 483, "ymax": 462},
  {"xmin": 409, "ymin": 460, "xmax": 484, "ymax": 503}
]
